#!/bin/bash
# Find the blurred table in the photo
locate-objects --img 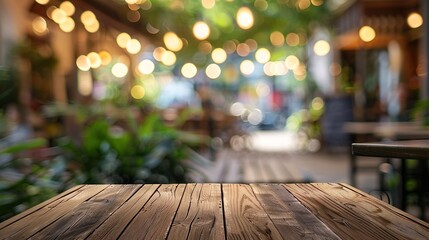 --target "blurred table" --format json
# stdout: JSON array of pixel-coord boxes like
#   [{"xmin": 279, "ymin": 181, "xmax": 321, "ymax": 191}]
[
  {"xmin": 1, "ymin": 183, "xmax": 428, "ymax": 239},
  {"xmin": 343, "ymin": 121, "xmax": 429, "ymax": 186},
  {"xmin": 352, "ymin": 140, "xmax": 429, "ymax": 220}
]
